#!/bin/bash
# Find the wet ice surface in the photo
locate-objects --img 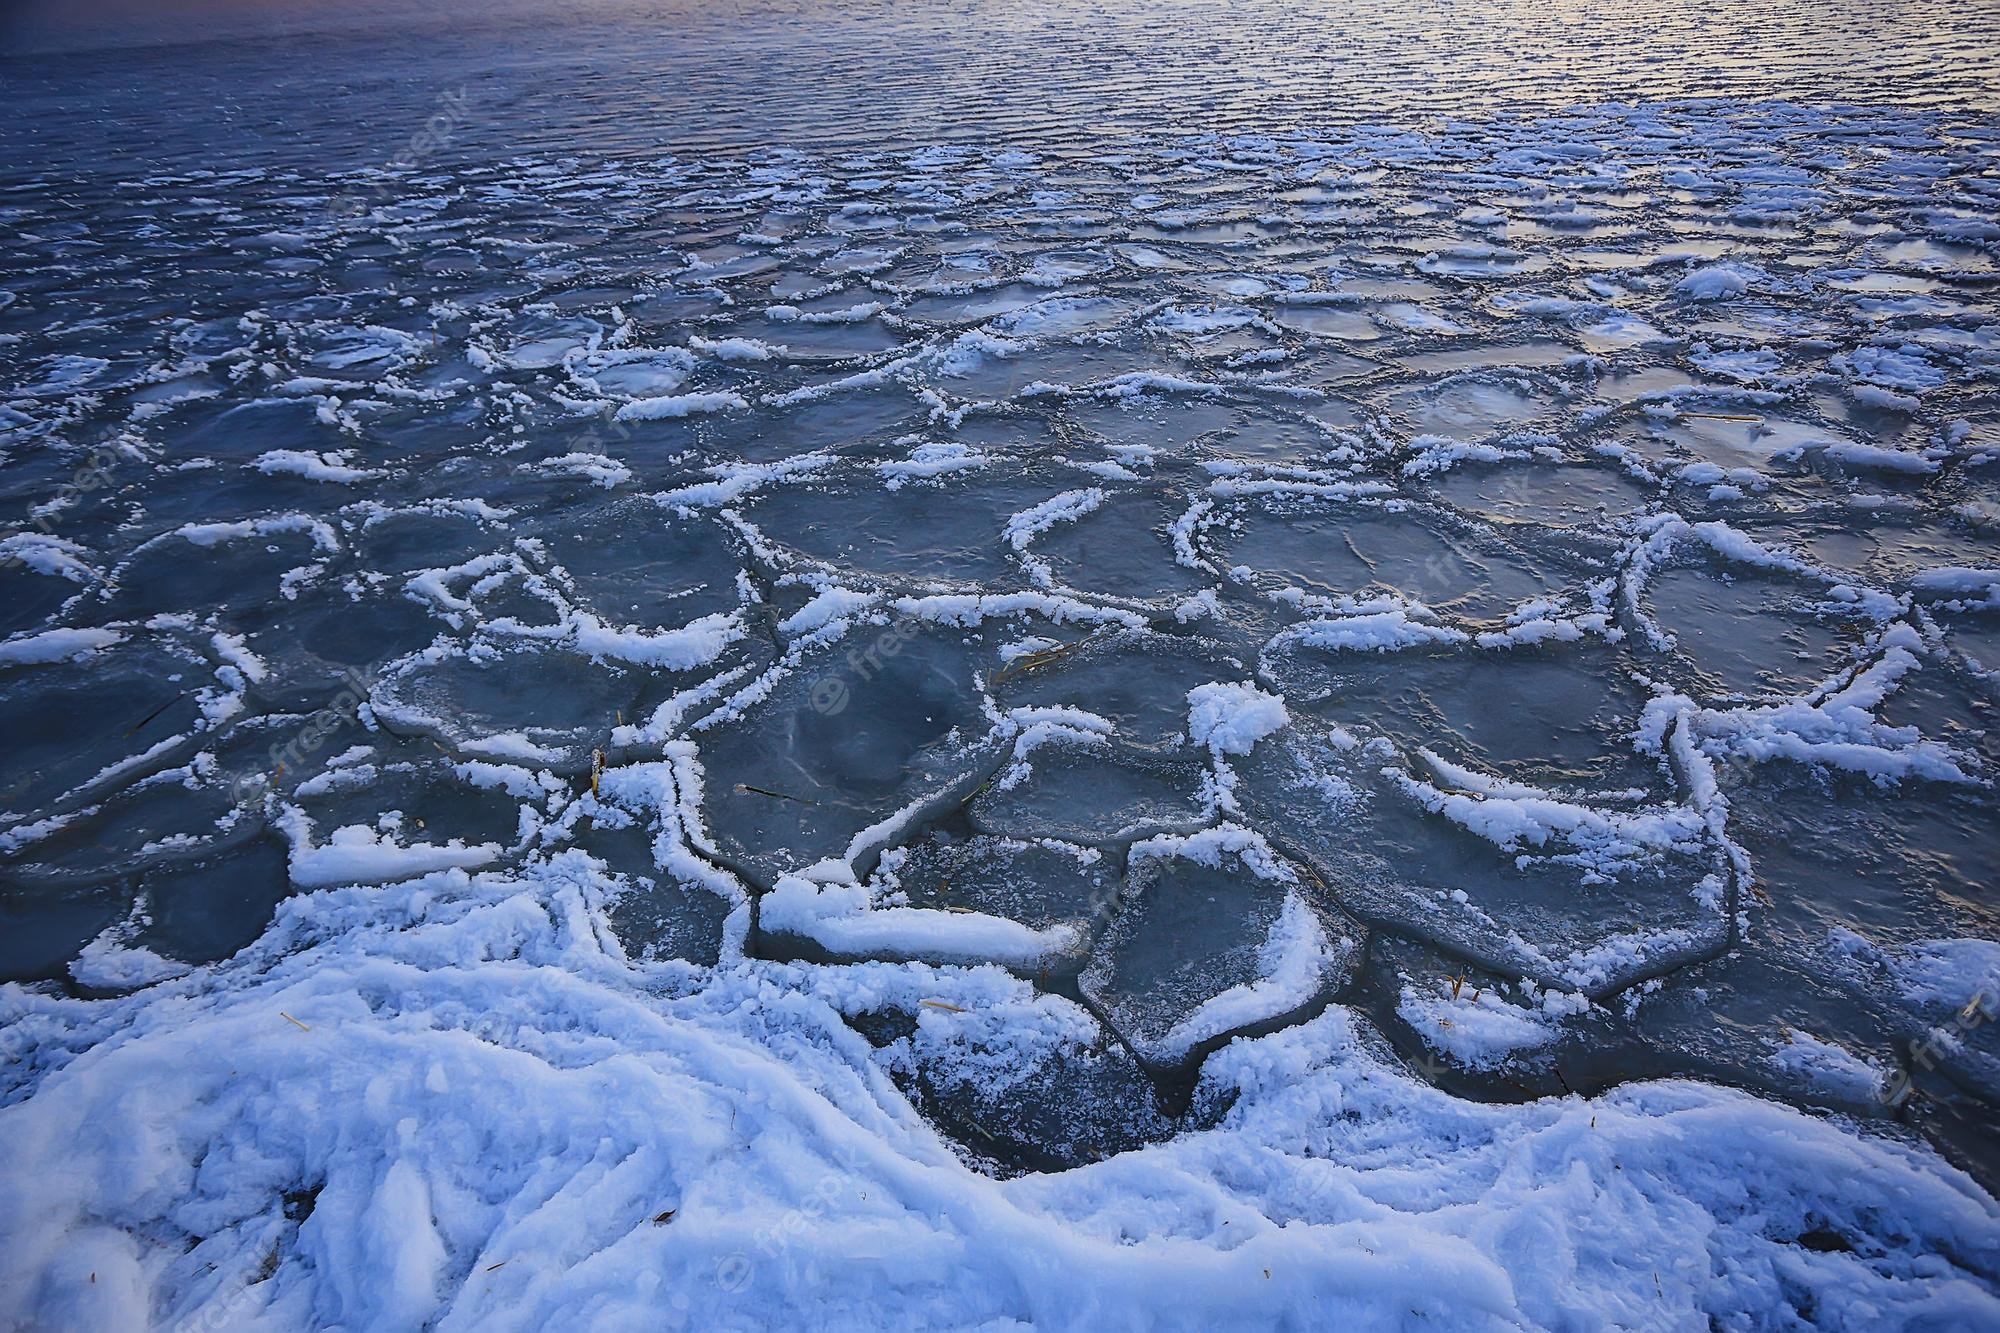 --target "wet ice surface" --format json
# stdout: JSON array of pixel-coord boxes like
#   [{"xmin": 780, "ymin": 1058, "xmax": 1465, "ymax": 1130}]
[{"xmin": 5, "ymin": 1, "xmax": 2000, "ymax": 1326}]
